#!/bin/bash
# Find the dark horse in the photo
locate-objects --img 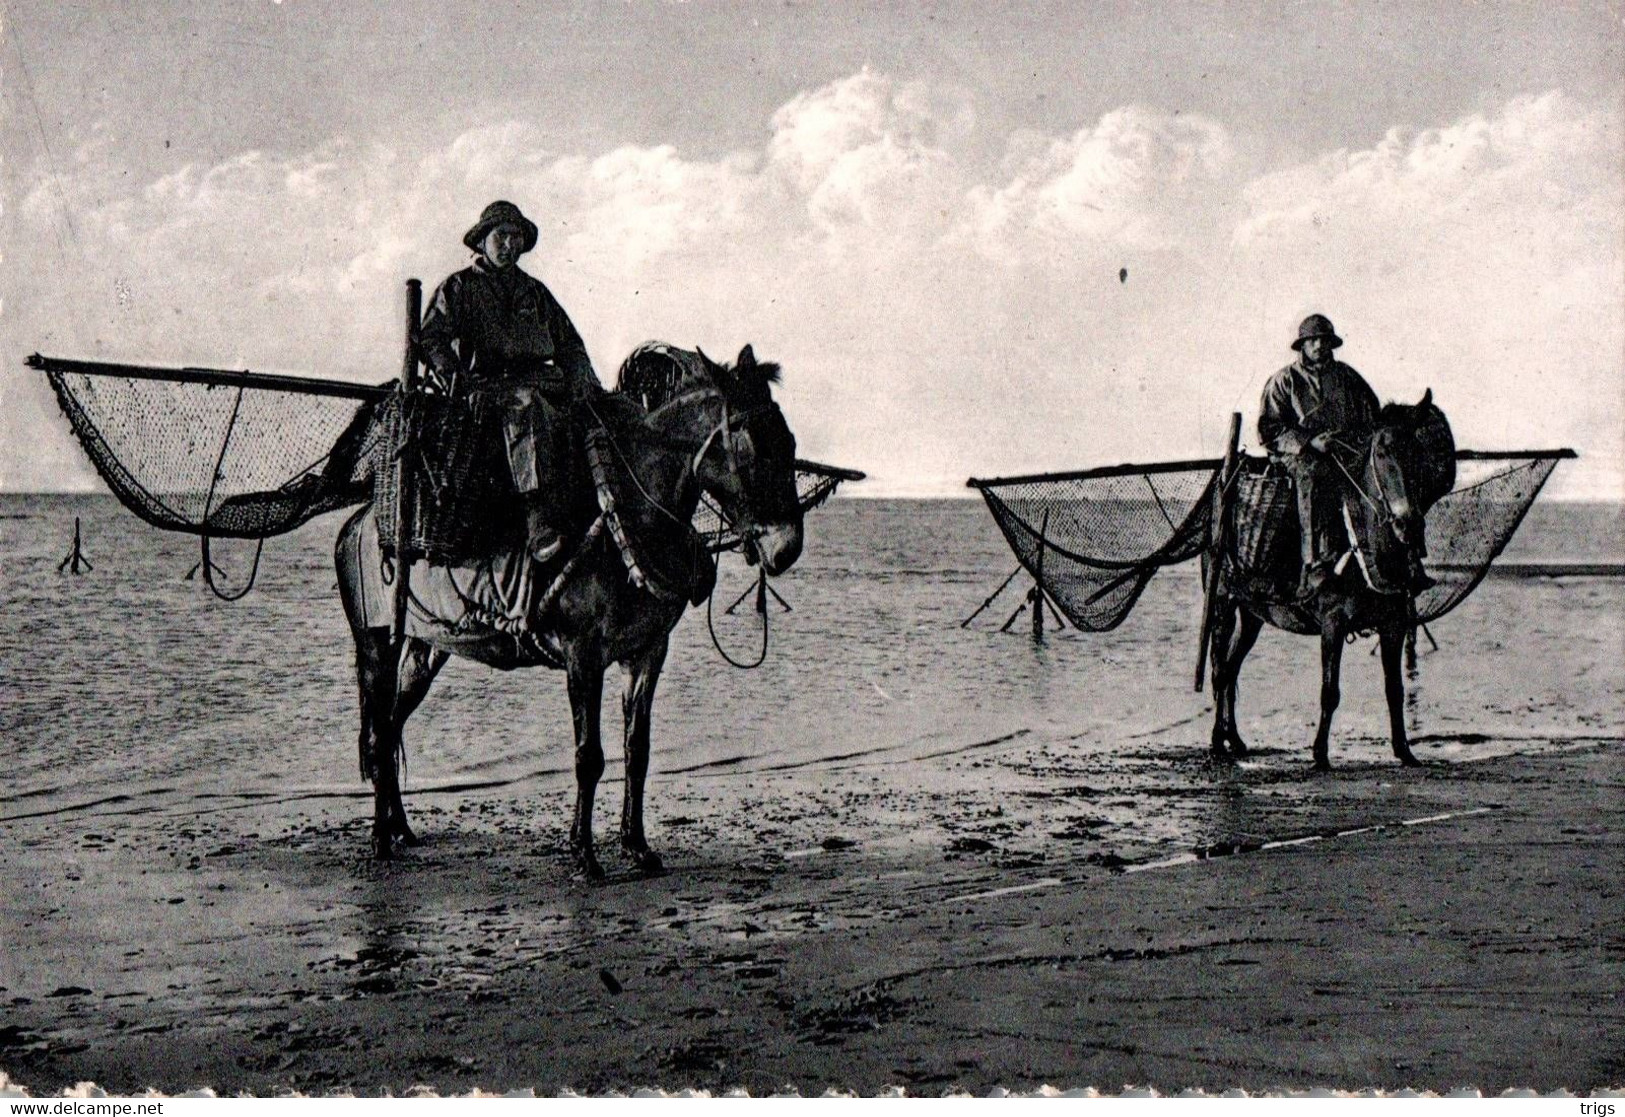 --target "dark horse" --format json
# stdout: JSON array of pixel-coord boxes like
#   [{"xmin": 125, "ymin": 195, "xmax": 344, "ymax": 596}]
[
  {"xmin": 333, "ymin": 345, "xmax": 803, "ymax": 875},
  {"xmin": 1208, "ymin": 391, "xmax": 1455, "ymax": 770}
]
